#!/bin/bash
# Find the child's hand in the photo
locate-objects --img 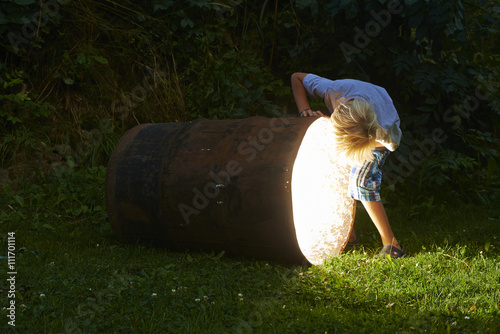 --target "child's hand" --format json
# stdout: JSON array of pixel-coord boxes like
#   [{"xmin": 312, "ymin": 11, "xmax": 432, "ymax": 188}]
[{"xmin": 300, "ymin": 109, "xmax": 324, "ymax": 117}]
